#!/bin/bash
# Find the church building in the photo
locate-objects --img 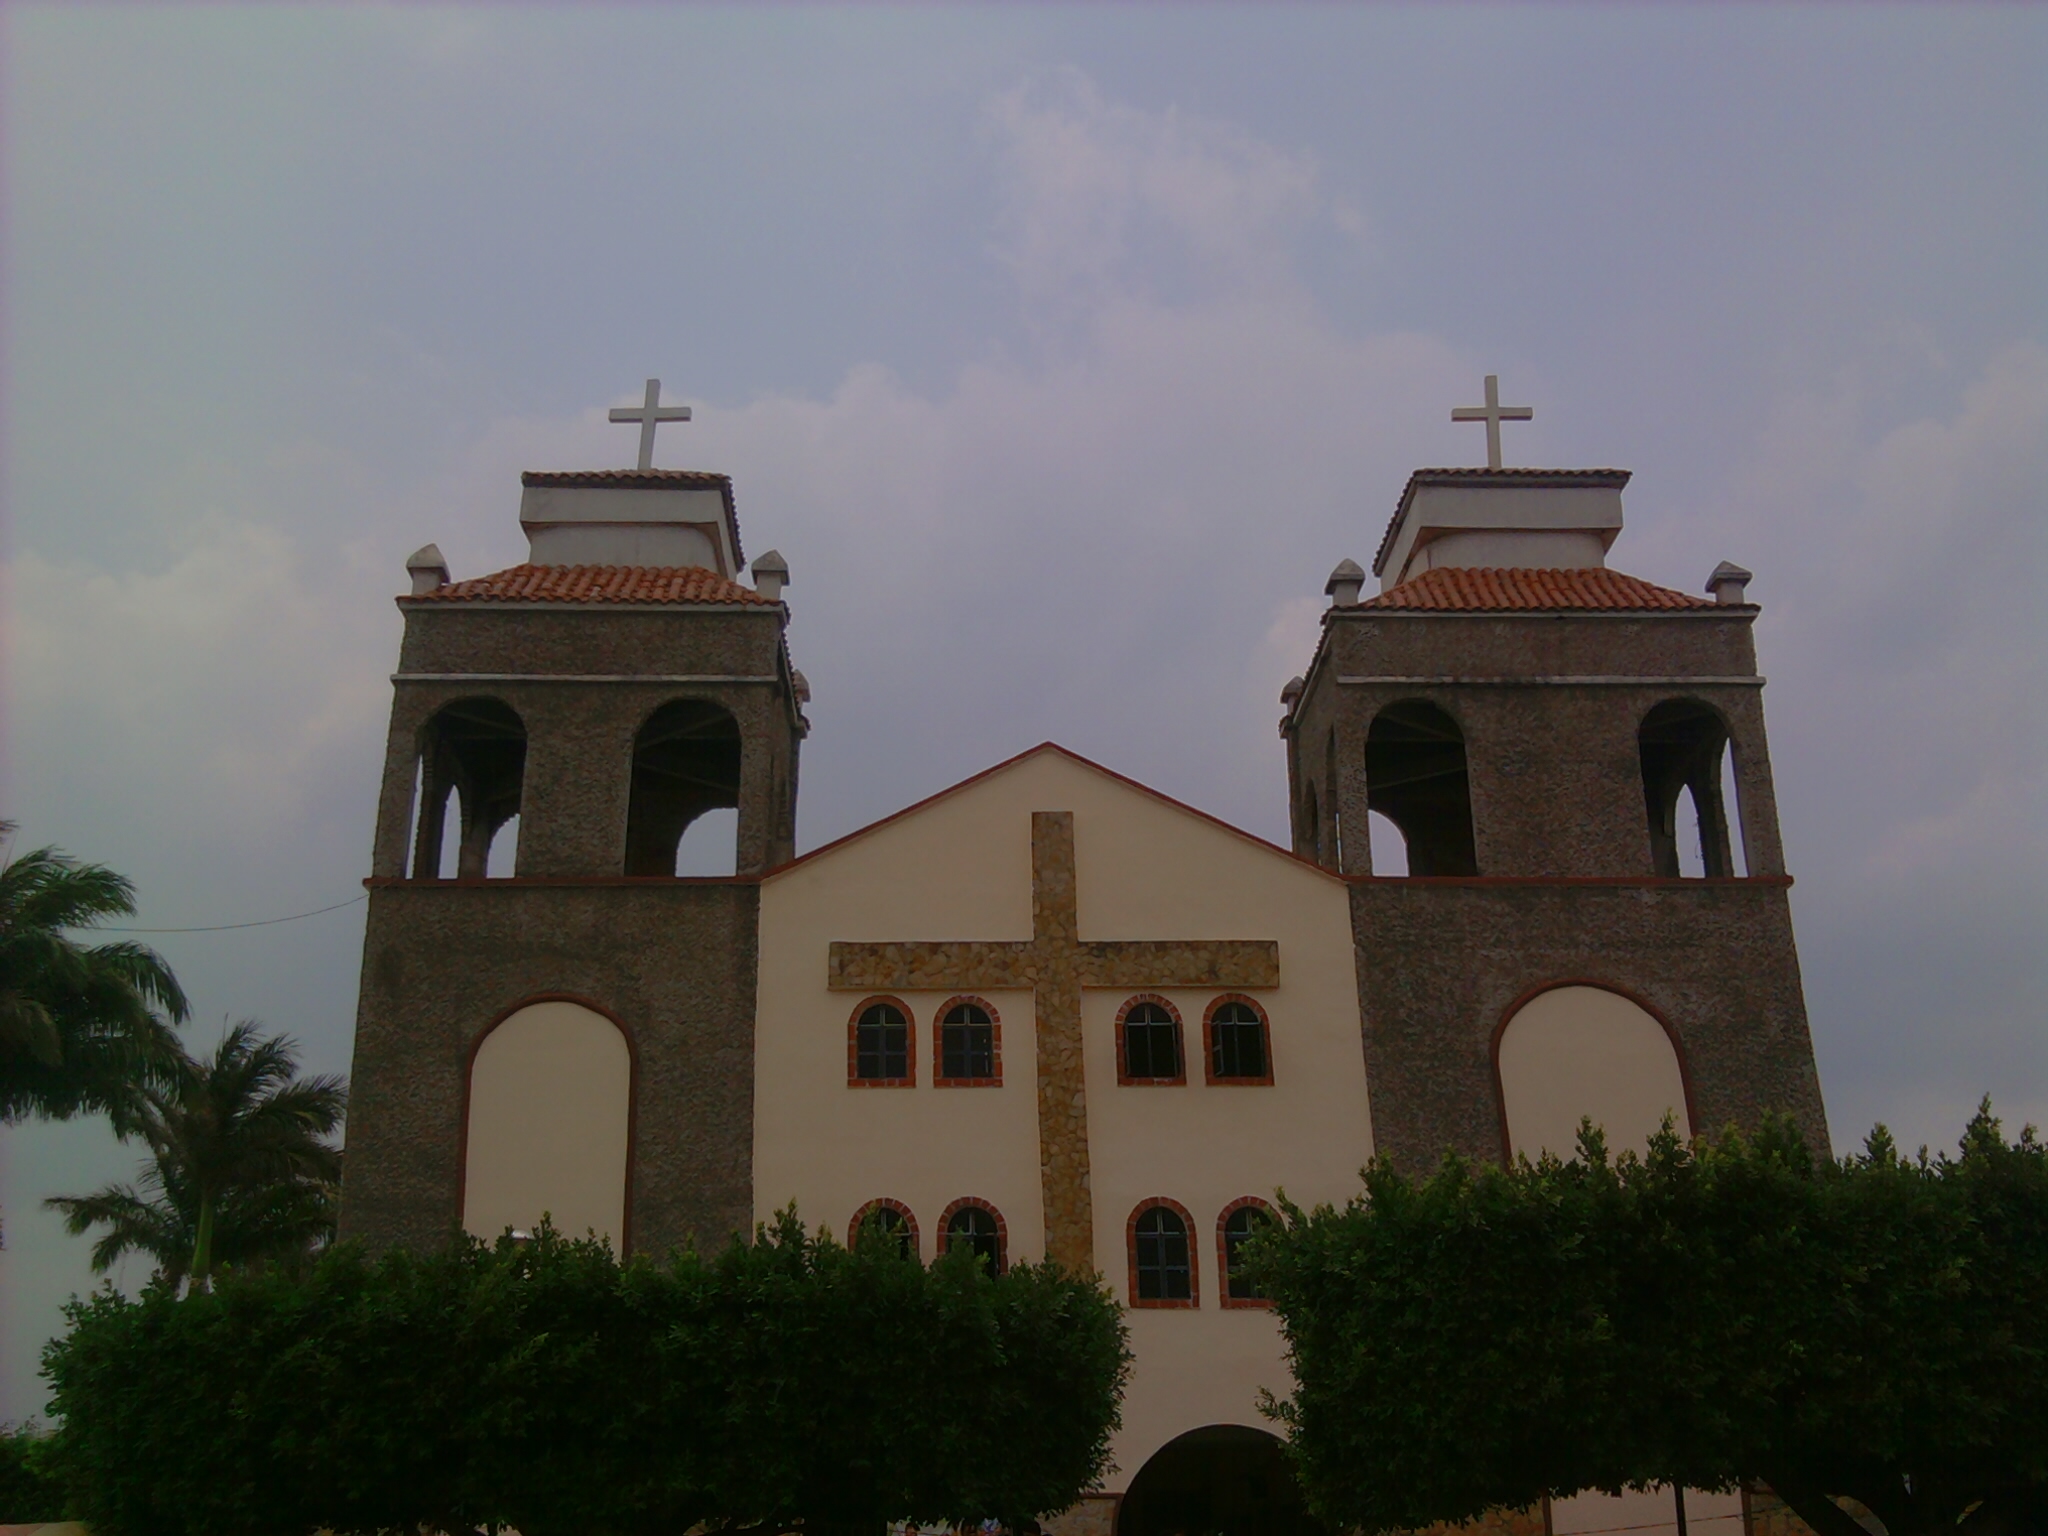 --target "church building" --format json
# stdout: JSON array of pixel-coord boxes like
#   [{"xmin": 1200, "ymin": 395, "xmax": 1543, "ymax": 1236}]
[{"xmin": 338, "ymin": 379, "xmax": 1829, "ymax": 1536}]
